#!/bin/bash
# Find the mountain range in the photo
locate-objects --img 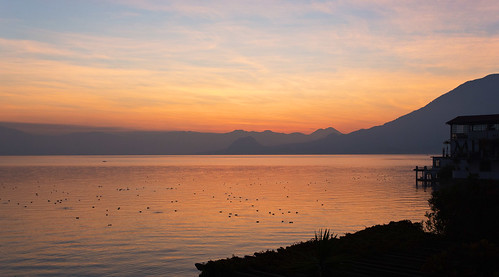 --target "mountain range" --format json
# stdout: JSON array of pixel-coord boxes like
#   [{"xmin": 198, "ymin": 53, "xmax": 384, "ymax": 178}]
[
  {"xmin": 1, "ymin": 73, "xmax": 498, "ymax": 155},
  {"xmin": 271, "ymin": 73, "xmax": 499, "ymax": 154},
  {"xmin": 0, "ymin": 123, "xmax": 340, "ymax": 155}
]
